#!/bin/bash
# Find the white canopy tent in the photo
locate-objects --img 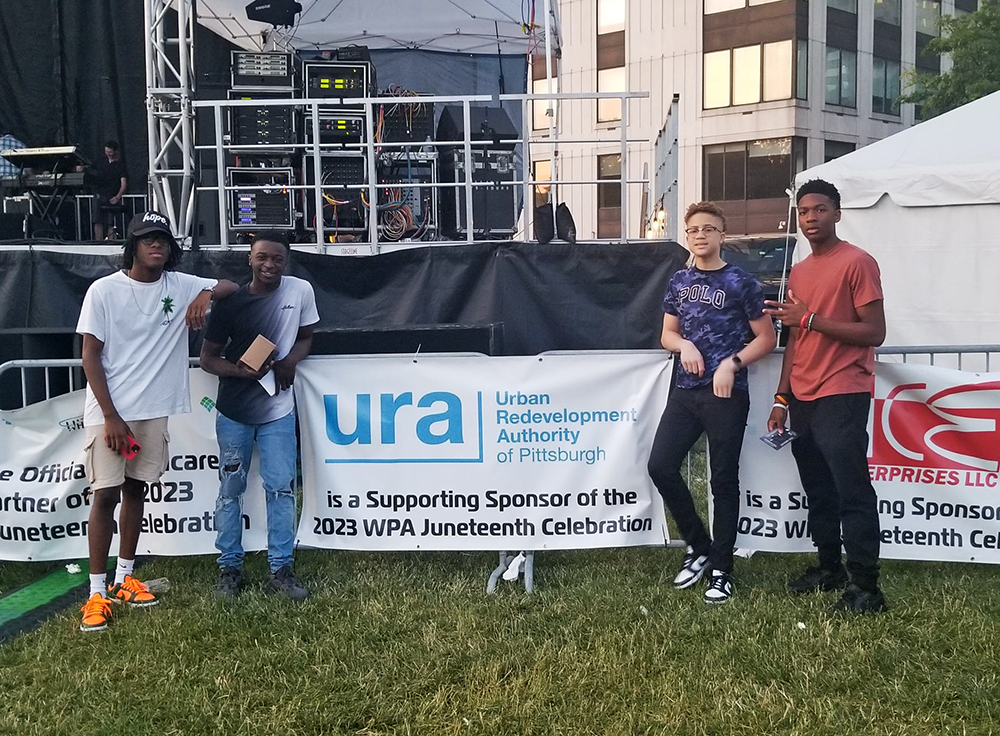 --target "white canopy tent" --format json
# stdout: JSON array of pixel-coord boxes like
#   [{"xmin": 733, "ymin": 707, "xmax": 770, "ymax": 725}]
[
  {"xmin": 194, "ymin": 0, "xmax": 560, "ymax": 55},
  {"xmin": 793, "ymin": 91, "xmax": 1000, "ymax": 347}
]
